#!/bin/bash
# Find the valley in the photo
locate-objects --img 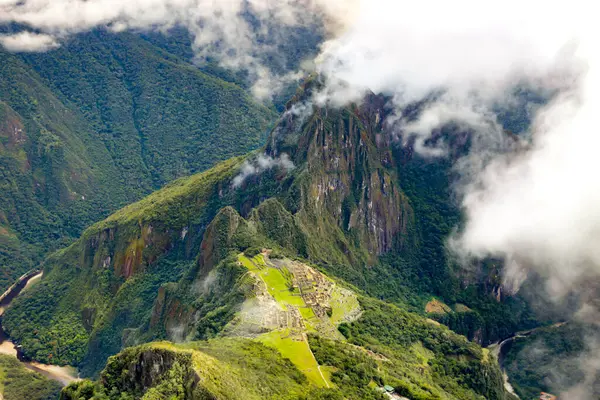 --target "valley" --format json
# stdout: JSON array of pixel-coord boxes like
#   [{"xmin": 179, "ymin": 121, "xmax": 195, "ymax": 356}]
[
  {"xmin": 0, "ymin": 270, "xmax": 75, "ymax": 399},
  {"xmin": 0, "ymin": 270, "xmax": 79, "ymax": 386}
]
